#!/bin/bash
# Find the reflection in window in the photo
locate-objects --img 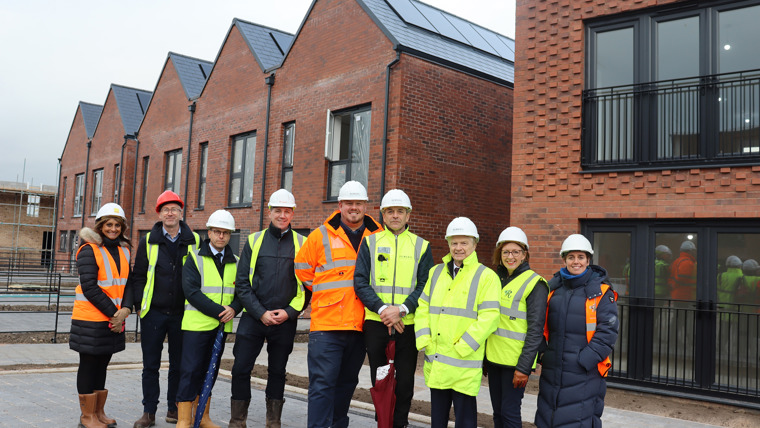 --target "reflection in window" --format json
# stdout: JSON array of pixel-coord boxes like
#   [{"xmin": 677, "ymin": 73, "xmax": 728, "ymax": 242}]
[
  {"xmin": 165, "ymin": 150, "xmax": 182, "ymax": 195},
  {"xmin": 198, "ymin": 143, "xmax": 208, "ymax": 209},
  {"xmin": 325, "ymin": 107, "xmax": 371, "ymax": 199},
  {"xmin": 282, "ymin": 123, "xmax": 294, "ymax": 192}
]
